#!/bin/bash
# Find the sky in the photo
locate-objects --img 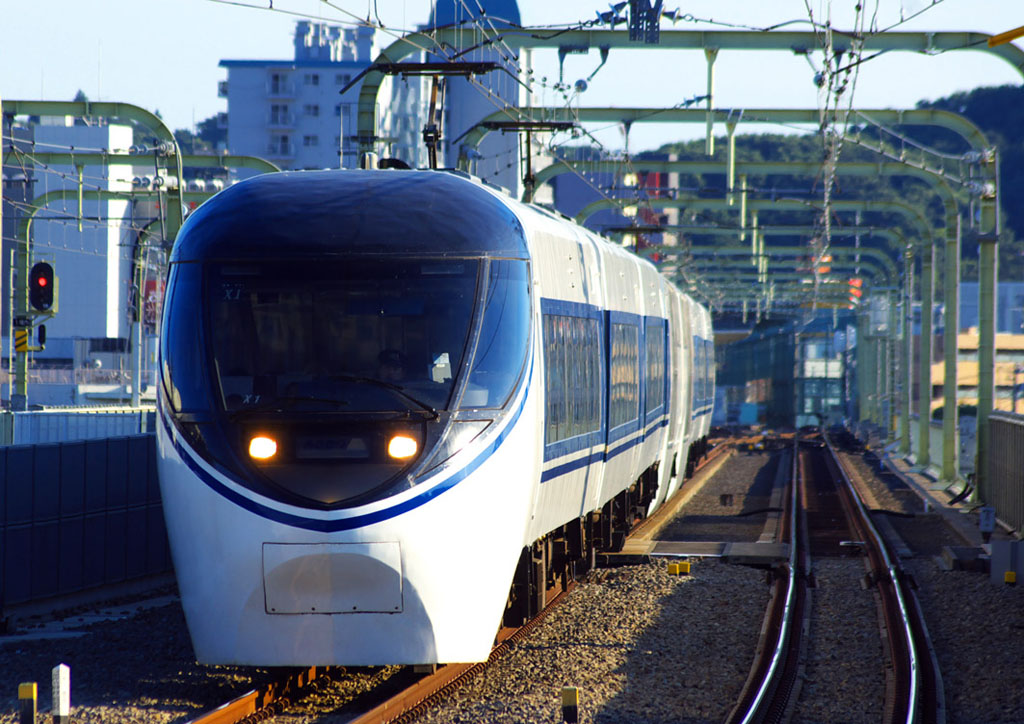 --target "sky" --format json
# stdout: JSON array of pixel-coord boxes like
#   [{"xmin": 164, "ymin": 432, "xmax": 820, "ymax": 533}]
[{"xmin": 2, "ymin": 0, "xmax": 1022, "ymax": 152}]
